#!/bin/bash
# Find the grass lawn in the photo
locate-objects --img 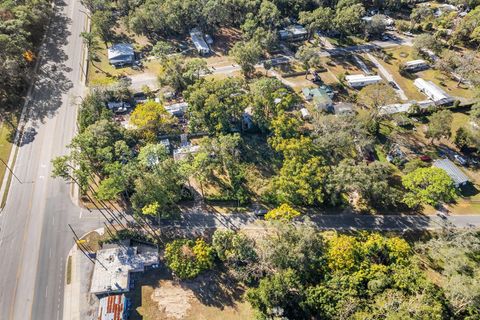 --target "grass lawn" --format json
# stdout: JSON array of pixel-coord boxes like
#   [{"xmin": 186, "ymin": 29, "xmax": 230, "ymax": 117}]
[
  {"xmin": 376, "ymin": 47, "xmax": 426, "ymax": 101},
  {"xmin": 0, "ymin": 118, "xmax": 18, "ymax": 190},
  {"xmin": 418, "ymin": 69, "xmax": 475, "ymax": 100}
]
